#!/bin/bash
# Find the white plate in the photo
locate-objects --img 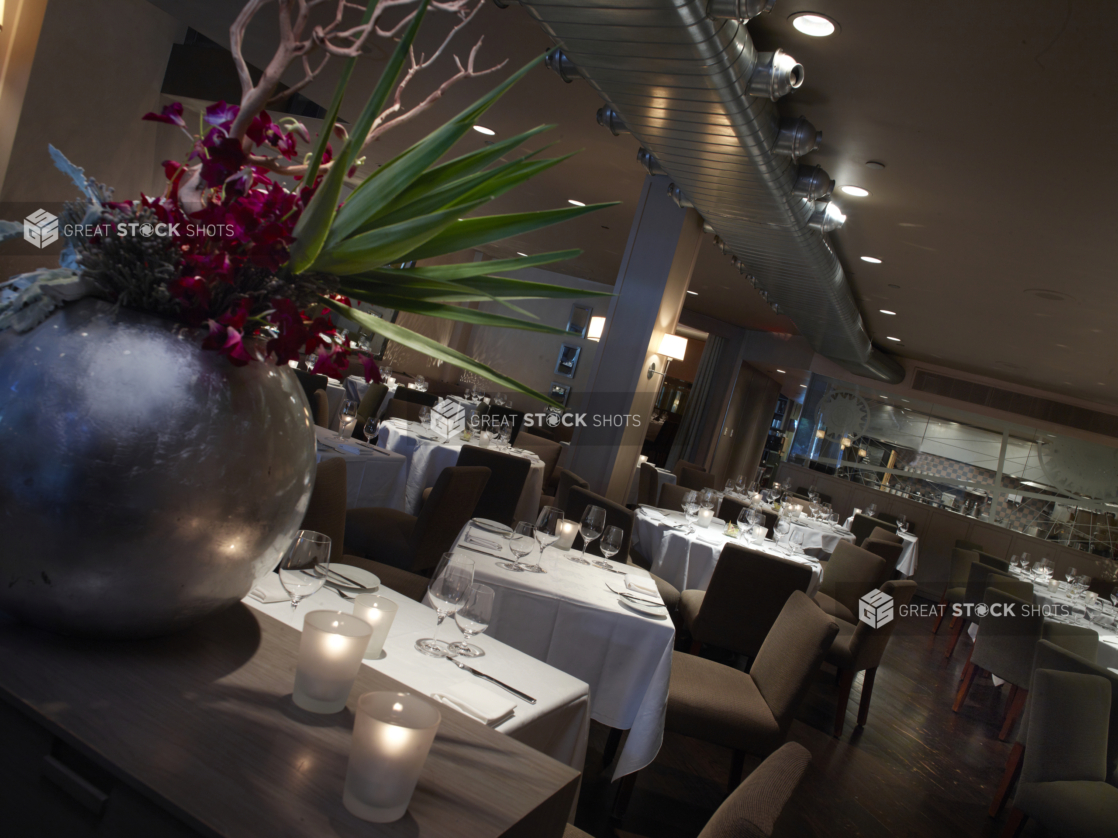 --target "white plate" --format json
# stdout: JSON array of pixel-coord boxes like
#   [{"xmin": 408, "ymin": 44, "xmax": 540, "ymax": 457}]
[
  {"xmin": 471, "ymin": 518, "xmax": 513, "ymax": 536},
  {"xmin": 618, "ymin": 597, "xmax": 668, "ymax": 619},
  {"xmin": 325, "ymin": 564, "xmax": 380, "ymax": 592}
]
